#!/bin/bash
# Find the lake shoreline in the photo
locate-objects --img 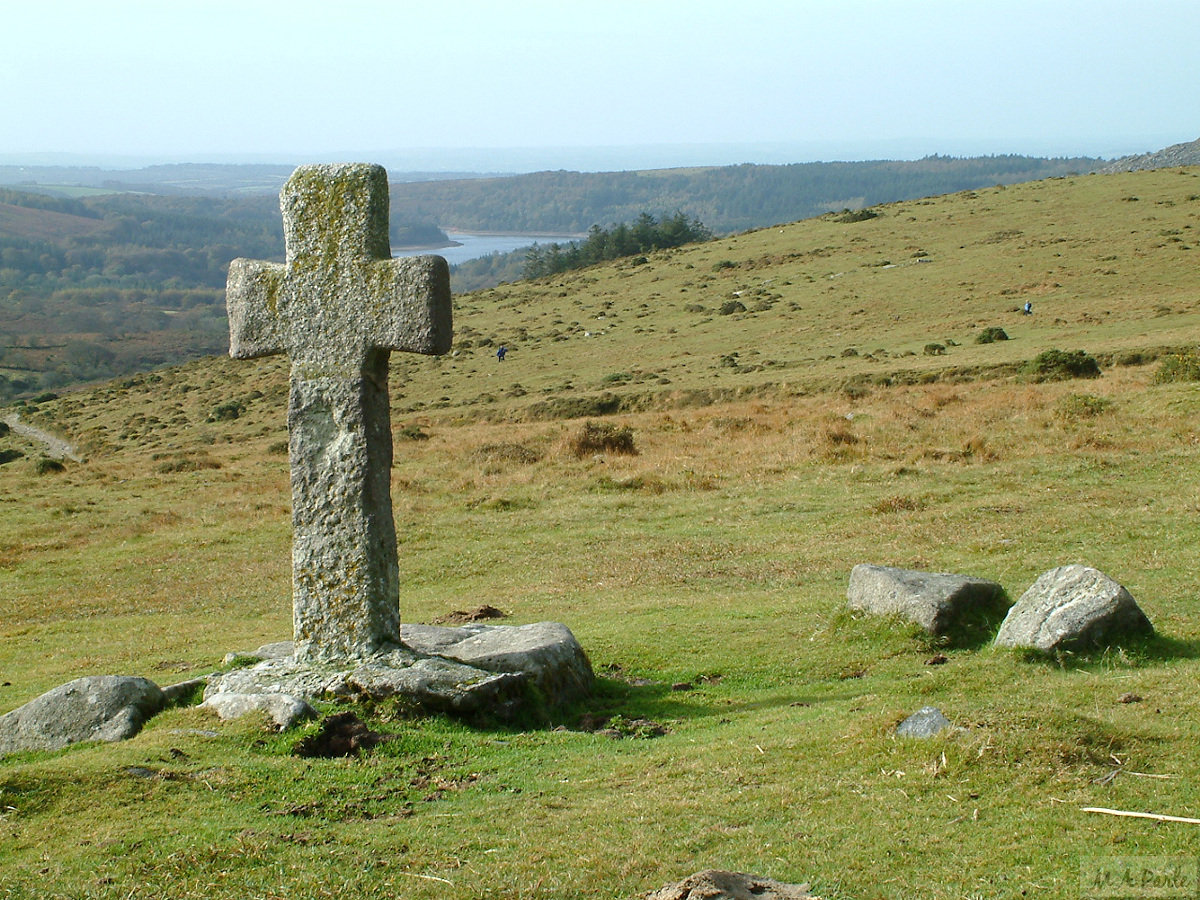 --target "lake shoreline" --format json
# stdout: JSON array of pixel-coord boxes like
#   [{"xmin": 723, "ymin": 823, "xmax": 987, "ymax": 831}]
[{"xmin": 393, "ymin": 229, "xmax": 587, "ymax": 265}]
